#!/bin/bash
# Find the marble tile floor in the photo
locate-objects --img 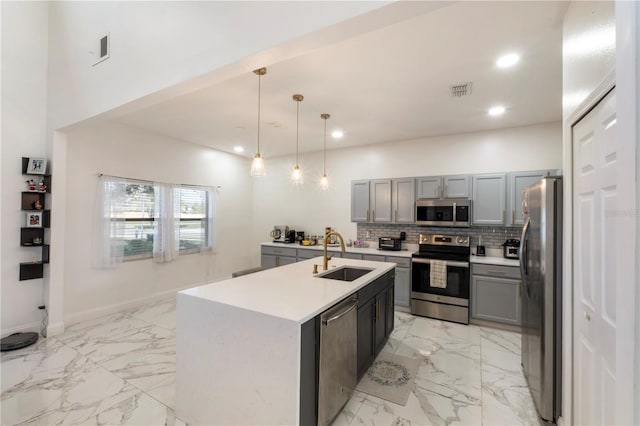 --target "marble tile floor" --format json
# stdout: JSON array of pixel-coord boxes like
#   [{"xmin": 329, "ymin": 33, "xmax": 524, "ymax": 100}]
[{"xmin": 1, "ymin": 296, "xmax": 539, "ymax": 425}]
